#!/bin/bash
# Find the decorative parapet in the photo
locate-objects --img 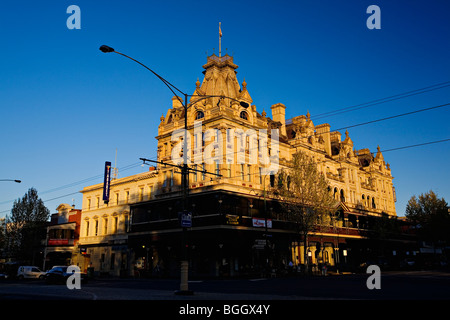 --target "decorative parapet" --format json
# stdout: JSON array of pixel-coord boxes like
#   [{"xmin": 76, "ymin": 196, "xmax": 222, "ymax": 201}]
[
  {"xmin": 326, "ymin": 171, "xmax": 345, "ymax": 182},
  {"xmin": 361, "ymin": 181, "xmax": 376, "ymax": 191}
]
